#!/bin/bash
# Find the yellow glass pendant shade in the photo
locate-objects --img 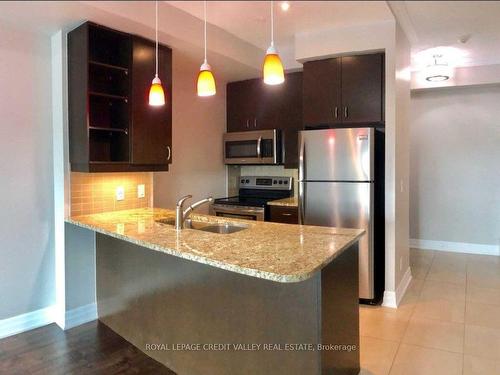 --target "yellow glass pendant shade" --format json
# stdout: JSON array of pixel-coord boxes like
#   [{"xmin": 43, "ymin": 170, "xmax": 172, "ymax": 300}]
[
  {"xmin": 263, "ymin": 47, "xmax": 285, "ymax": 85},
  {"xmin": 197, "ymin": 62, "xmax": 216, "ymax": 97},
  {"xmin": 149, "ymin": 76, "xmax": 165, "ymax": 106}
]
